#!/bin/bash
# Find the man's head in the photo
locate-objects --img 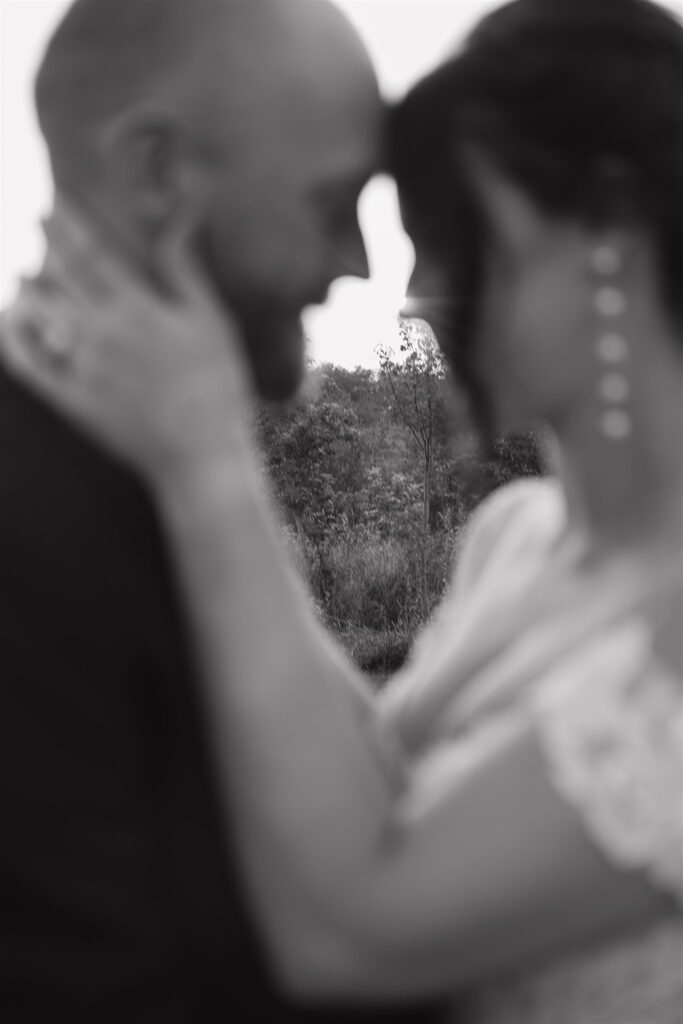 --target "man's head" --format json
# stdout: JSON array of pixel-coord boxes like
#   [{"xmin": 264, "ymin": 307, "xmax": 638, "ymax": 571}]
[{"xmin": 35, "ymin": 0, "xmax": 382, "ymax": 398}]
